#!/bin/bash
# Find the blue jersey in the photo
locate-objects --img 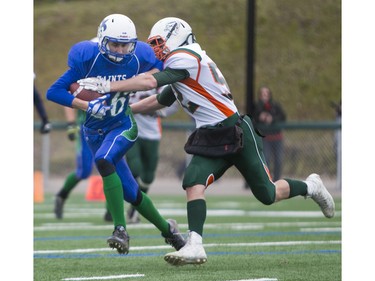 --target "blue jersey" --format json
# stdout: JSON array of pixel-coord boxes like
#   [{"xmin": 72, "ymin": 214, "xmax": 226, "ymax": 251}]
[{"xmin": 47, "ymin": 40, "xmax": 162, "ymax": 129}]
